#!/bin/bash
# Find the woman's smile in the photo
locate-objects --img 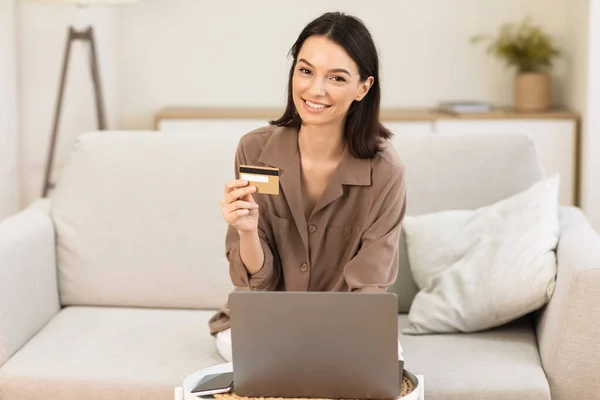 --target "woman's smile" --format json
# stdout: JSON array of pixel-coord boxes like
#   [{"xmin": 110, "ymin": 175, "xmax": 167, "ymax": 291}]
[{"xmin": 302, "ymin": 98, "xmax": 332, "ymax": 113}]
